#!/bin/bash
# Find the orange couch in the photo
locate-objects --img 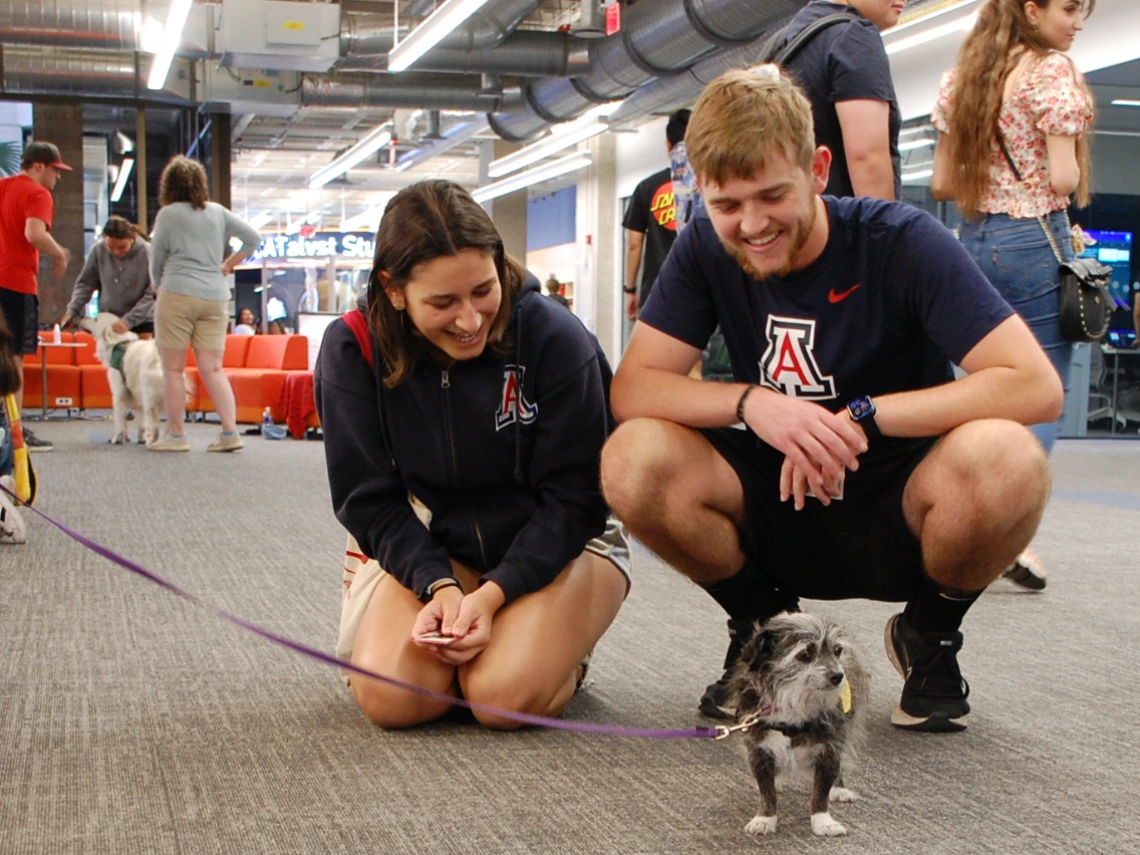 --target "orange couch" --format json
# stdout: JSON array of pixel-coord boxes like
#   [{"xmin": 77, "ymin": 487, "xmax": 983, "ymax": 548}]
[
  {"xmin": 186, "ymin": 334, "xmax": 311, "ymax": 424},
  {"xmin": 21, "ymin": 332, "xmax": 317, "ymax": 427}
]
